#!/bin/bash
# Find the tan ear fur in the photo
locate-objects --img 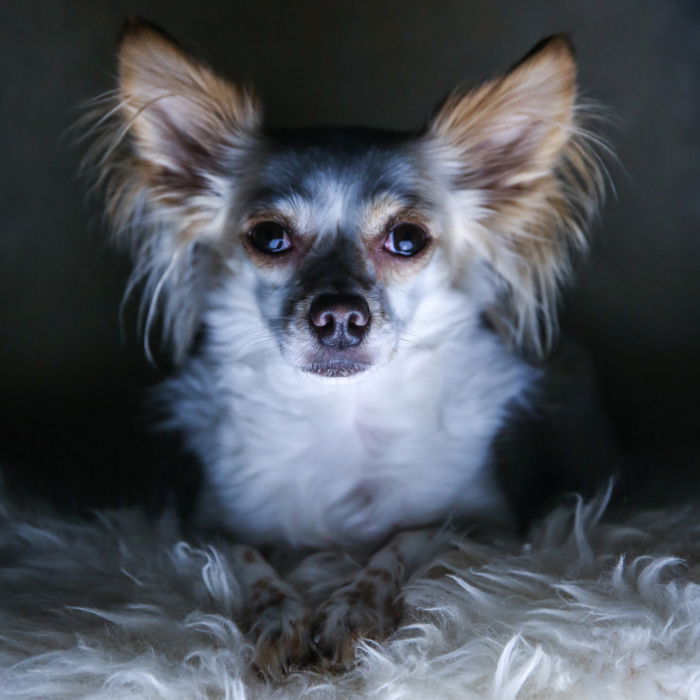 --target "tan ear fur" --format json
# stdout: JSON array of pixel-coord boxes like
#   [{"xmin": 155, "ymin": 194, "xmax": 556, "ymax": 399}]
[
  {"xmin": 427, "ymin": 36, "xmax": 604, "ymax": 357},
  {"xmin": 91, "ymin": 19, "xmax": 262, "ymax": 364},
  {"xmin": 431, "ymin": 36, "xmax": 577, "ymax": 191},
  {"xmin": 118, "ymin": 19, "xmax": 260, "ymax": 181}
]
